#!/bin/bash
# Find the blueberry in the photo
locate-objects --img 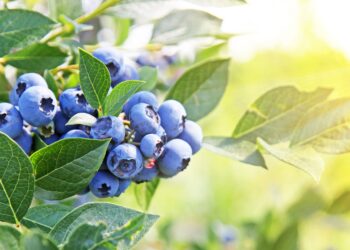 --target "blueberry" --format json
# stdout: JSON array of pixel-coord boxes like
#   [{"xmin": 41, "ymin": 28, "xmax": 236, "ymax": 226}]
[
  {"xmin": 42, "ymin": 134, "xmax": 59, "ymax": 145},
  {"xmin": 177, "ymin": 120, "xmax": 202, "ymax": 154},
  {"xmin": 61, "ymin": 129, "xmax": 89, "ymax": 139},
  {"xmin": 158, "ymin": 100, "xmax": 186, "ymax": 139},
  {"xmin": 93, "ymin": 47, "xmax": 125, "ymax": 85},
  {"xmin": 133, "ymin": 160, "xmax": 159, "ymax": 183},
  {"xmin": 91, "ymin": 116, "xmax": 125, "ymax": 145},
  {"xmin": 140, "ymin": 134, "xmax": 164, "ymax": 158},
  {"xmin": 112, "ymin": 62, "xmax": 139, "ymax": 87},
  {"xmin": 18, "ymin": 86, "xmax": 57, "ymax": 127},
  {"xmin": 123, "ymin": 91, "xmax": 158, "ymax": 117},
  {"xmin": 12, "ymin": 73, "xmax": 48, "ymax": 105},
  {"xmin": 14, "ymin": 128, "xmax": 32, "ymax": 154},
  {"xmin": 130, "ymin": 103, "xmax": 160, "ymax": 136},
  {"xmin": 107, "ymin": 143, "xmax": 143, "ymax": 179},
  {"xmin": 89, "ymin": 171, "xmax": 119, "ymax": 198},
  {"xmin": 156, "ymin": 126, "xmax": 167, "ymax": 143},
  {"xmin": 115, "ymin": 179, "xmax": 131, "ymax": 197},
  {"xmin": 59, "ymin": 88, "xmax": 95, "ymax": 118},
  {"xmin": 0, "ymin": 103, "xmax": 23, "ymax": 138},
  {"xmin": 157, "ymin": 139, "xmax": 192, "ymax": 177},
  {"xmin": 54, "ymin": 107, "xmax": 77, "ymax": 134}
]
